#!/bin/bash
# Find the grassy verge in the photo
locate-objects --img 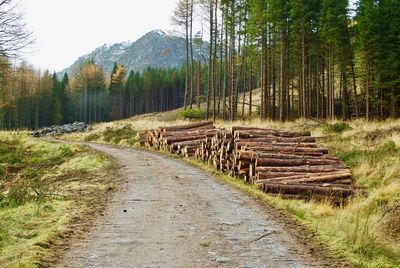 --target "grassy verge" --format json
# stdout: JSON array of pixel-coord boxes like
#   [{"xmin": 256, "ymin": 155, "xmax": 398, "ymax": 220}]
[
  {"xmin": 60, "ymin": 114, "xmax": 400, "ymax": 267},
  {"xmin": 213, "ymin": 119, "xmax": 400, "ymax": 267},
  {"xmin": 0, "ymin": 132, "xmax": 118, "ymax": 267}
]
